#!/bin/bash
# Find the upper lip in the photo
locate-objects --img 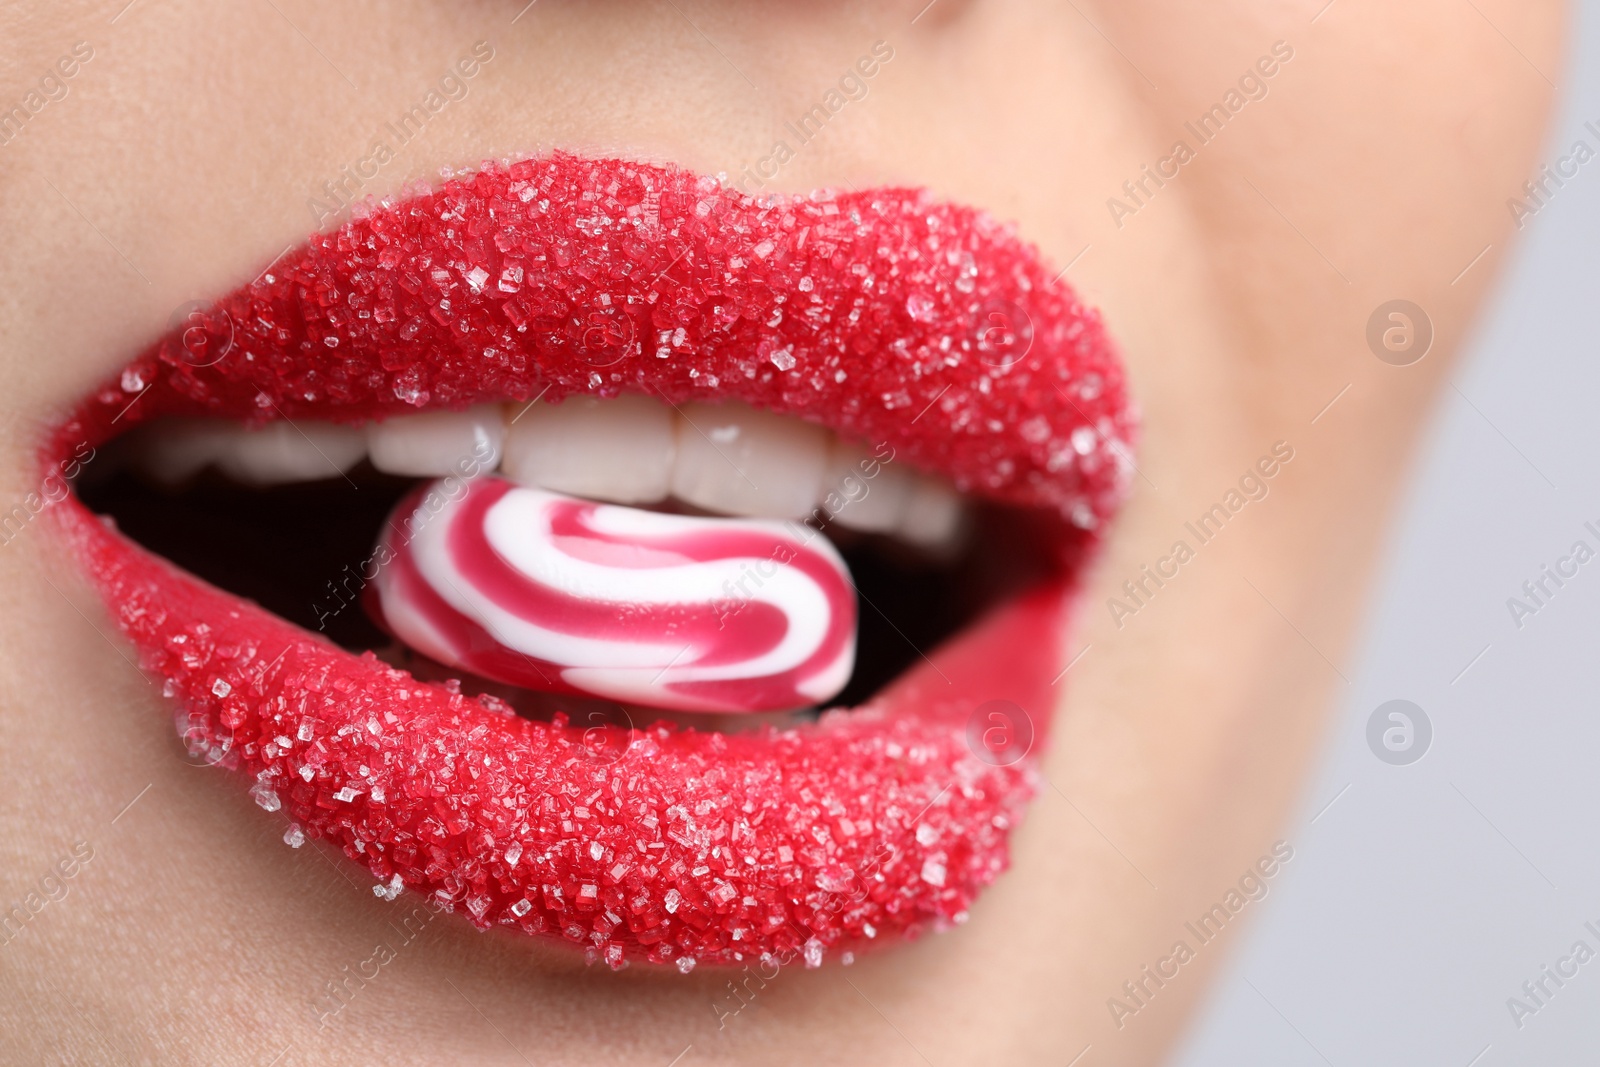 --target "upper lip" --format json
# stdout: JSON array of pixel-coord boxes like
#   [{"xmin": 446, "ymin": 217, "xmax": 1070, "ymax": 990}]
[
  {"xmin": 44, "ymin": 151, "xmax": 1134, "ymax": 971},
  {"xmin": 87, "ymin": 150, "xmax": 1132, "ymax": 522}
]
